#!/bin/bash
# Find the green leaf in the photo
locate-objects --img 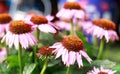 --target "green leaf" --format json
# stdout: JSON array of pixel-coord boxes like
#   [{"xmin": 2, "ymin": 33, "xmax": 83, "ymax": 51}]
[
  {"xmin": 6, "ymin": 55, "xmax": 19, "ymax": 68},
  {"xmin": 112, "ymin": 64, "xmax": 120, "ymax": 74},
  {"xmin": 48, "ymin": 59, "xmax": 61, "ymax": 67},
  {"xmin": 23, "ymin": 63, "xmax": 36, "ymax": 74},
  {"xmin": 91, "ymin": 59, "xmax": 116, "ymax": 68}
]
